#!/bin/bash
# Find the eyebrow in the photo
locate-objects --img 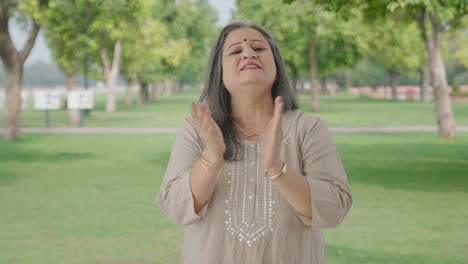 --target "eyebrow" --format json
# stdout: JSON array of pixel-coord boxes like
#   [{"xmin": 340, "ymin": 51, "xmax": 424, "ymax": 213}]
[{"xmin": 226, "ymin": 39, "xmax": 266, "ymax": 50}]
